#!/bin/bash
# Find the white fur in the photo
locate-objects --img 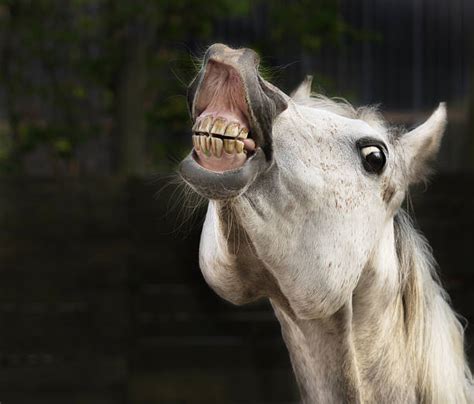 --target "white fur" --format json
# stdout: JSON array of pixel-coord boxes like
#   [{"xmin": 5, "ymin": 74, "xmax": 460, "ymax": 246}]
[{"xmin": 194, "ymin": 81, "xmax": 473, "ymax": 402}]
